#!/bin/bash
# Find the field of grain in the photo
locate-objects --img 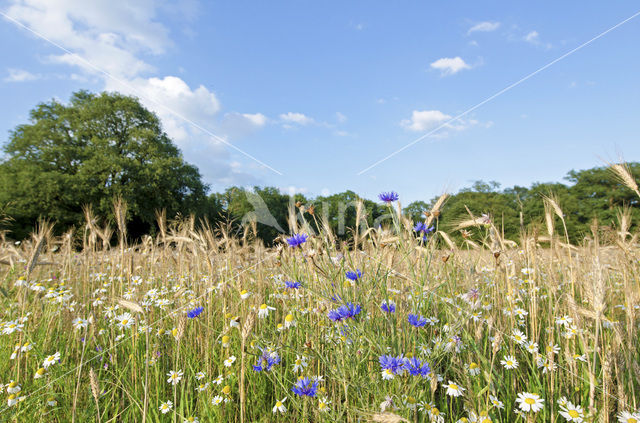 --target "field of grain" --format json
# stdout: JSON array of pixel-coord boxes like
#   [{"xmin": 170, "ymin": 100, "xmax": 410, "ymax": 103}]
[{"xmin": 1, "ymin": 192, "xmax": 639, "ymax": 423}]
